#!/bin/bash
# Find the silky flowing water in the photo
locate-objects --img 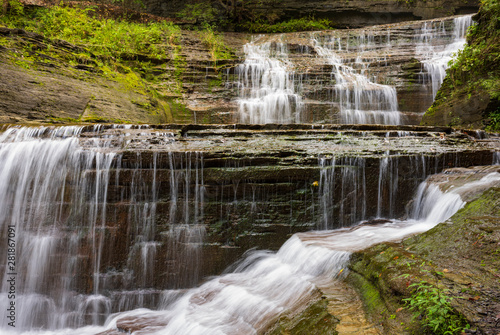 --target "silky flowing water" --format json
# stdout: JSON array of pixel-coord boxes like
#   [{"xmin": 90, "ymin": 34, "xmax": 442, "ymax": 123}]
[
  {"xmin": 236, "ymin": 14, "xmax": 473, "ymax": 125},
  {"xmin": 0, "ymin": 123, "xmax": 498, "ymax": 334},
  {"xmin": 0, "ymin": 11, "xmax": 489, "ymax": 335}
]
